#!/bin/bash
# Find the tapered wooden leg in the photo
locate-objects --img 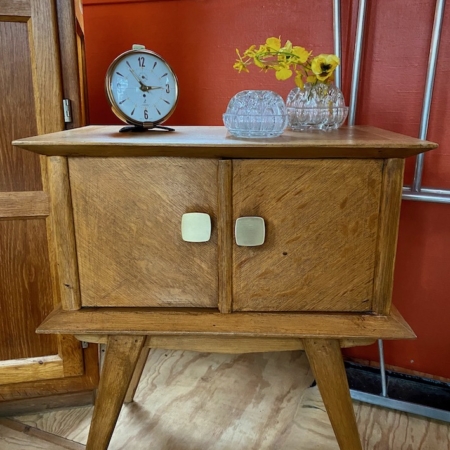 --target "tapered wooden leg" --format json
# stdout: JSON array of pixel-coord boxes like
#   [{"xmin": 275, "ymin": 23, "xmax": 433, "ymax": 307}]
[
  {"xmin": 86, "ymin": 335, "xmax": 146, "ymax": 450},
  {"xmin": 124, "ymin": 346, "xmax": 150, "ymax": 403},
  {"xmin": 303, "ymin": 339, "xmax": 363, "ymax": 450}
]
